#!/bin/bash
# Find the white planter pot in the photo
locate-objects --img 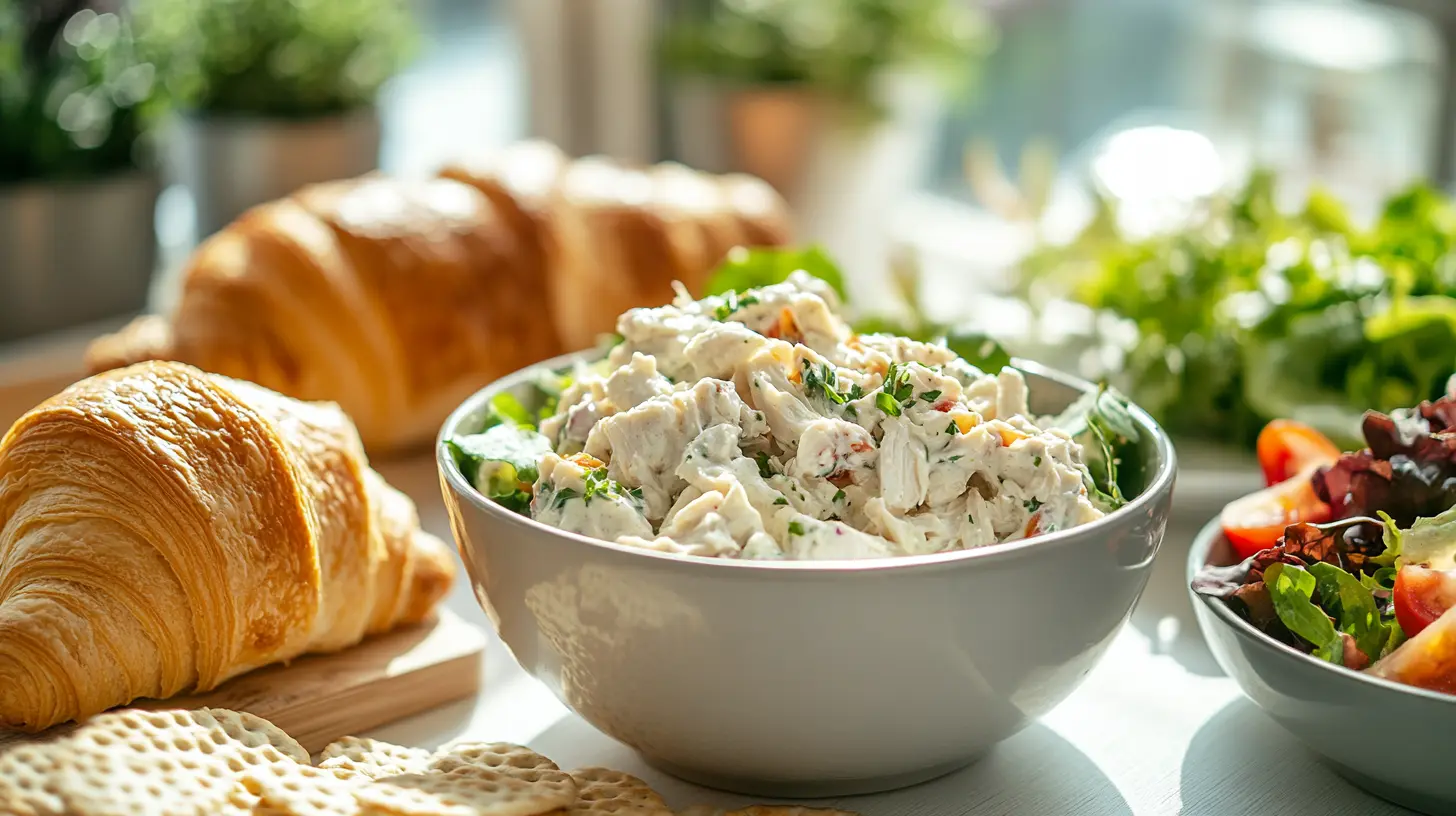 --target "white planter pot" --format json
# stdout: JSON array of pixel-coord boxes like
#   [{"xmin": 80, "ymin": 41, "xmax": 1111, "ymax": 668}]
[
  {"xmin": 168, "ymin": 108, "xmax": 382, "ymax": 238},
  {"xmin": 0, "ymin": 170, "xmax": 159, "ymax": 342}
]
